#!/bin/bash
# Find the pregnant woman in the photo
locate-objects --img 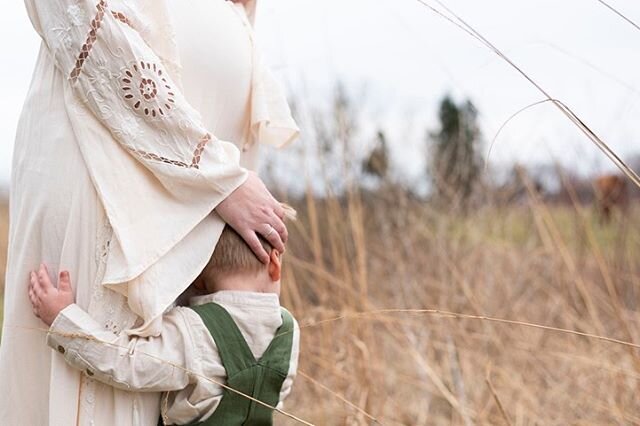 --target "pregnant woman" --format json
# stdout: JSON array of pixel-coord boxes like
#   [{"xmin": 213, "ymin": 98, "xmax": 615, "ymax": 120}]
[{"xmin": 0, "ymin": 0, "xmax": 298, "ymax": 424}]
